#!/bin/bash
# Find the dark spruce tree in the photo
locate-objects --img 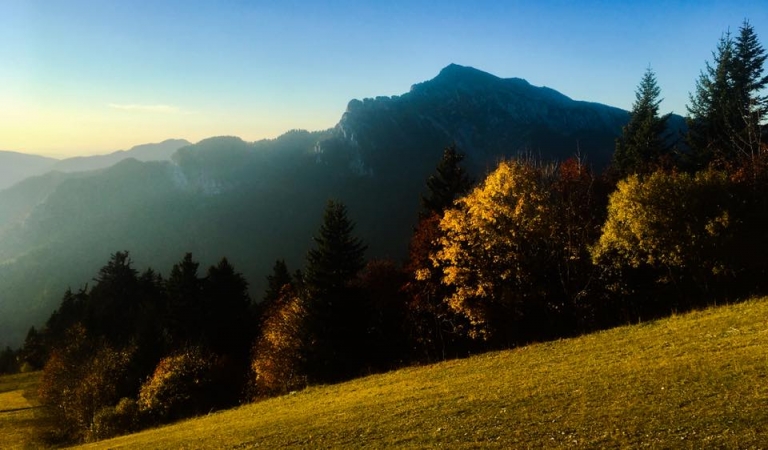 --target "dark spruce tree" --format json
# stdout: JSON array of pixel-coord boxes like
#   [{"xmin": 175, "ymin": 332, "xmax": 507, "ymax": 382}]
[
  {"xmin": 84, "ymin": 251, "xmax": 141, "ymax": 344},
  {"xmin": 687, "ymin": 21, "xmax": 767, "ymax": 166},
  {"xmin": 687, "ymin": 32, "xmax": 735, "ymax": 166},
  {"xmin": 164, "ymin": 253, "xmax": 205, "ymax": 349},
  {"xmin": 420, "ymin": 144, "xmax": 473, "ymax": 216},
  {"xmin": 405, "ymin": 145, "xmax": 474, "ymax": 362},
  {"xmin": 304, "ymin": 200, "xmax": 367, "ymax": 382},
  {"xmin": 613, "ymin": 68, "xmax": 671, "ymax": 176},
  {"xmin": 731, "ymin": 20, "xmax": 768, "ymax": 158},
  {"xmin": 263, "ymin": 259, "xmax": 292, "ymax": 304},
  {"xmin": 202, "ymin": 258, "xmax": 252, "ymax": 357}
]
